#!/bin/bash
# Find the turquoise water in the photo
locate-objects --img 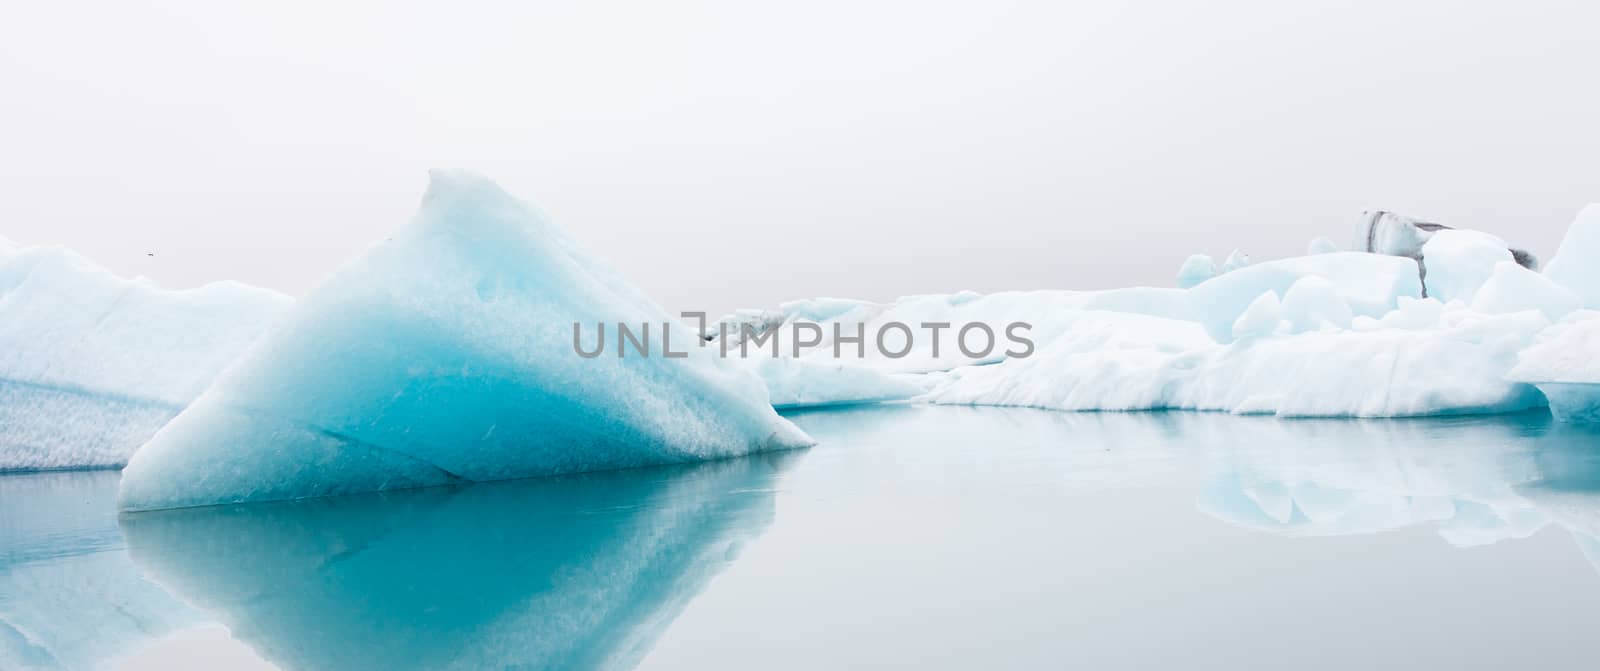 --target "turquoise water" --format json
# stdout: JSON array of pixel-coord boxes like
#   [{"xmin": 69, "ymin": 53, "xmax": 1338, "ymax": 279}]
[{"xmin": 4, "ymin": 406, "xmax": 1600, "ymax": 669}]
